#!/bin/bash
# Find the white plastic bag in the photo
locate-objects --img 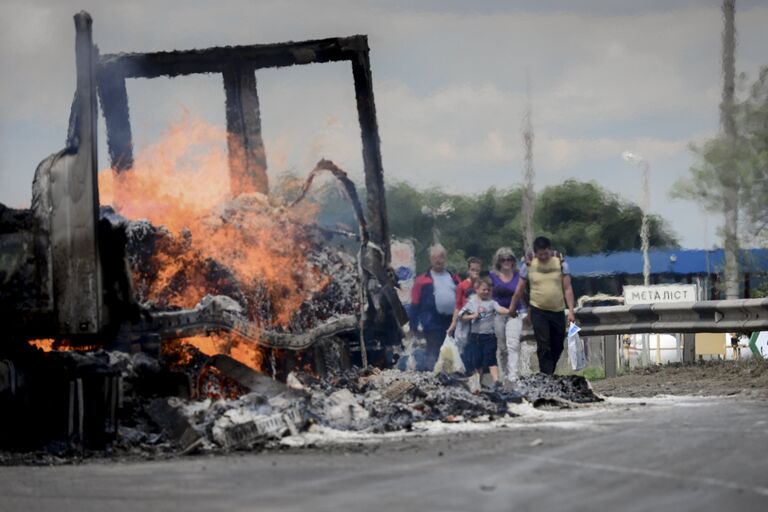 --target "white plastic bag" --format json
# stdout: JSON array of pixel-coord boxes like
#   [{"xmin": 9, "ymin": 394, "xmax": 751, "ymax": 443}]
[
  {"xmin": 453, "ymin": 318, "xmax": 470, "ymax": 348},
  {"xmin": 567, "ymin": 322, "xmax": 587, "ymax": 371},
  {"xmin": 433, "ymin": 335, "xmax": 466, "ymax": 375}
]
